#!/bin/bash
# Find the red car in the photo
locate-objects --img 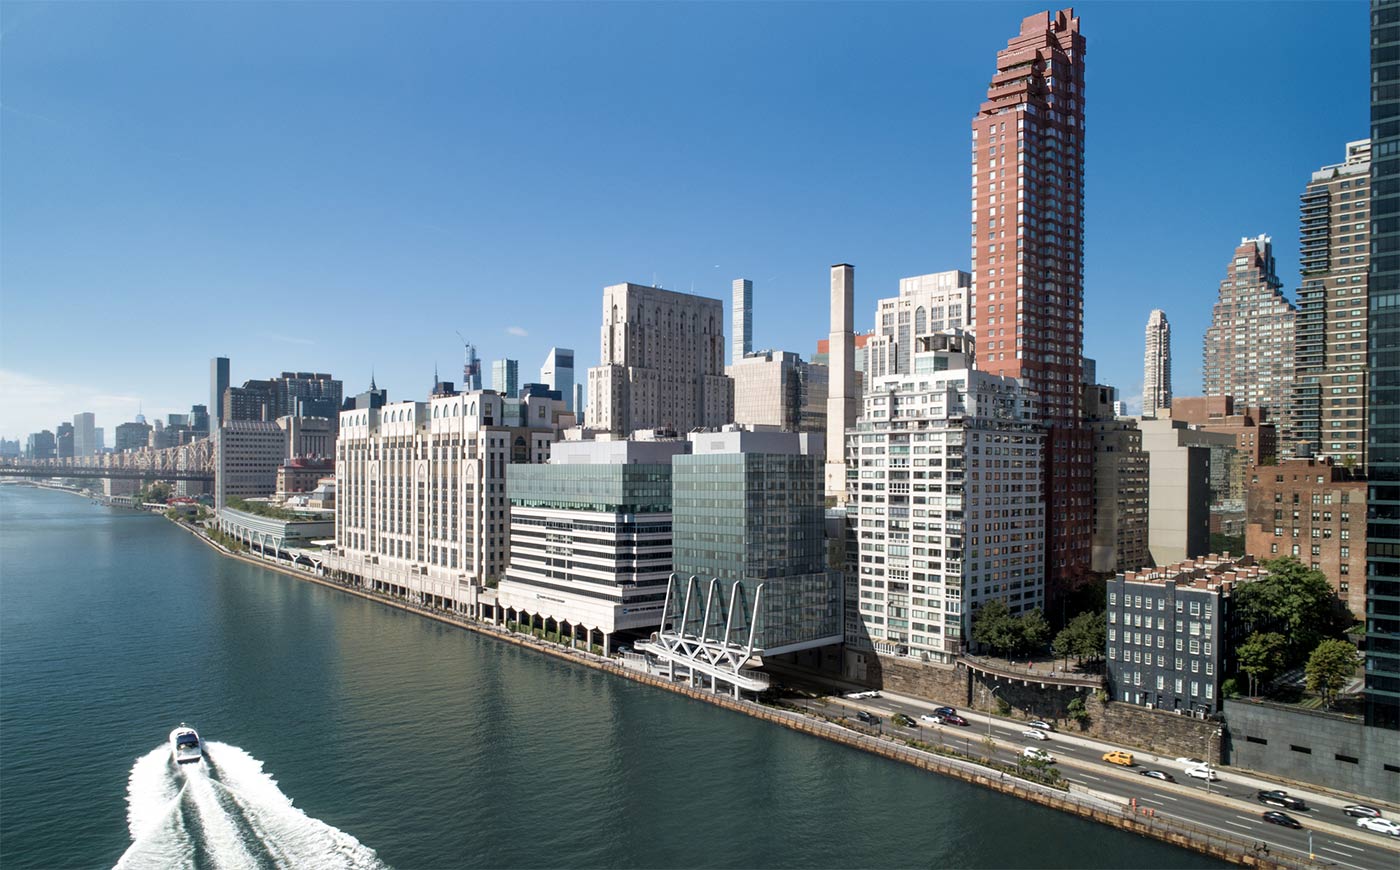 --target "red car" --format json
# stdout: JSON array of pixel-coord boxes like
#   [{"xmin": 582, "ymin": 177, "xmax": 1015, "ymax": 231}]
[{"xmin": 942, "ymin": 714, "xmax": 970, "ymax": 727}]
